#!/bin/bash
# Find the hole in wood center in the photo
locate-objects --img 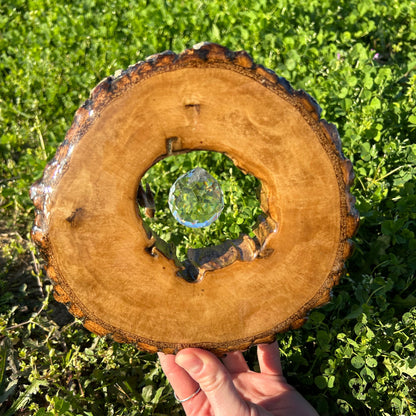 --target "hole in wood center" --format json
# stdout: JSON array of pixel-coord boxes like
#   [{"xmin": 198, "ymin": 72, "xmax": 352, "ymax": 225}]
[{"xmin": 137, "ymin": 150, "xmax": 277, "ymax": 282}]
